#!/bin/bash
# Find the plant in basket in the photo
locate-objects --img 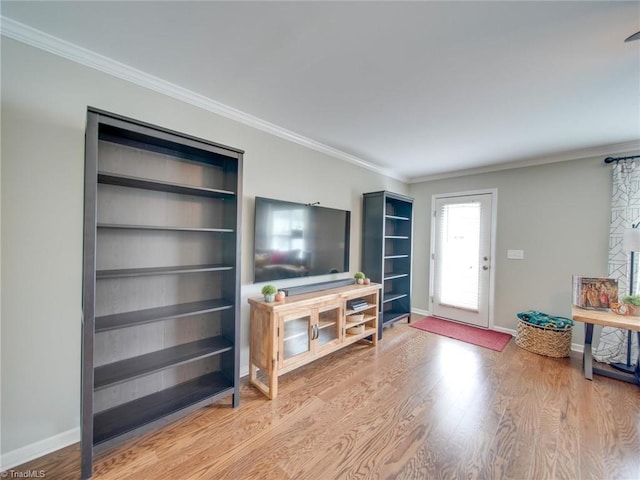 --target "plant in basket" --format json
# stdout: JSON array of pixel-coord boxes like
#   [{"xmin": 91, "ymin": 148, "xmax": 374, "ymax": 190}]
[
  {"xmin": 610, "ymin": 295, "xmax": 640, "ymax": 316},
  {"xmin": 622, "ymin": 294, "xmax": 640, "ymax": 306}
]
